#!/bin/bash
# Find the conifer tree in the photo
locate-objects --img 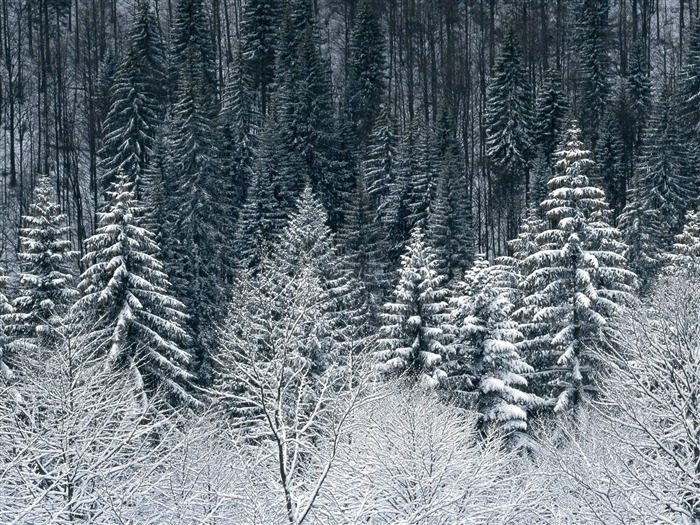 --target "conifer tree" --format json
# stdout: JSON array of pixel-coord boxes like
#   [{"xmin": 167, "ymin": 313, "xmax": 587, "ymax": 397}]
[
  {"xmin": 74, "ymin": 173, "xmax": 193, "ymax": 406},
  {"xmin": 595, "ymin": 108, "xmax": 627, "ymax": 219},
  {"xmin": 682, "ymin": 15, "xmax": 700, "ymax": 136},
  {"xmin": 577, "ymin": 0, "xmax": 611, "ymax": 143},
  {"xmin": 365, "ymin": 104, "xmax": 399, "ymax": 216},
  {"xmin": 534, "ymin": 68, "xmax": 571, "ymax": 161},
  {"xmin": 241, "ymin": 0, "xmax": 281, "ymax": 116},
  {"xmin": 626, "ymin": 41, "xmax": 651, "ymax": 154},
  {"xmin": 376, "ymin": 228, "xmax": 450, "ymax": 387},
  {"xmin": 99, "ymin": 0, "xmax": 166, "ymax": 196},
  {"xmin": 667, "ymin": 209, "xmax": 700, "ymax": 271},
  {"xmin": 345, "ymin": 0, "xmax": 386, "ymax": 147},
  {"xmin": 636, "ymin": 86, "xmax": 696, "ymax": 240},
  {"xmin": 448, "ymin": 256, "xmax": 536, "ymax": 436},
  {"xmin": 520, "ymin": 125, "xmax": 636, "ymax": 412},
  {"xmin": 7, "ymin": 177, "xmax": 78, "ymax": 353},
  {"xmin": 218, "ymin": 46, "xmax": 258, "ymax": 216},
  {"xmin": 485, "ymin": 28, "xmax": 533, "ymax": 237}
]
